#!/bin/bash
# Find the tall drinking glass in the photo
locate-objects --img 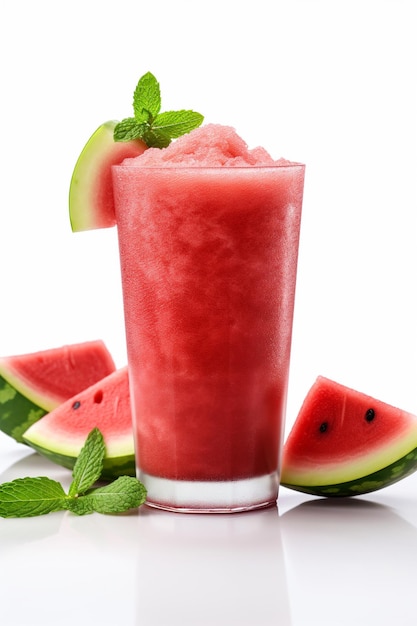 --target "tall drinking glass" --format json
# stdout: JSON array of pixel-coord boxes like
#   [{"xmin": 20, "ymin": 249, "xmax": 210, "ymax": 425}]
[{"xmin": 113, "ymin": 164, "xmax": 305, "ymax": 512}]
